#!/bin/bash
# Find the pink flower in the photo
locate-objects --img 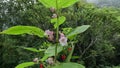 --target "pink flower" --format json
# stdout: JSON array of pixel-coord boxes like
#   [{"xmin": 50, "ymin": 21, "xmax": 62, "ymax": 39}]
[
  {"xmin": 59, "ymin": 33, "xmax": 67, "ymax": 46},
  {"xmin": 45, "ymin": 30, "xmax": 53, "ymax": 36},
  {"xmin": 45, "ymin": 30, "xmax": 54, "ymax": 41}
]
